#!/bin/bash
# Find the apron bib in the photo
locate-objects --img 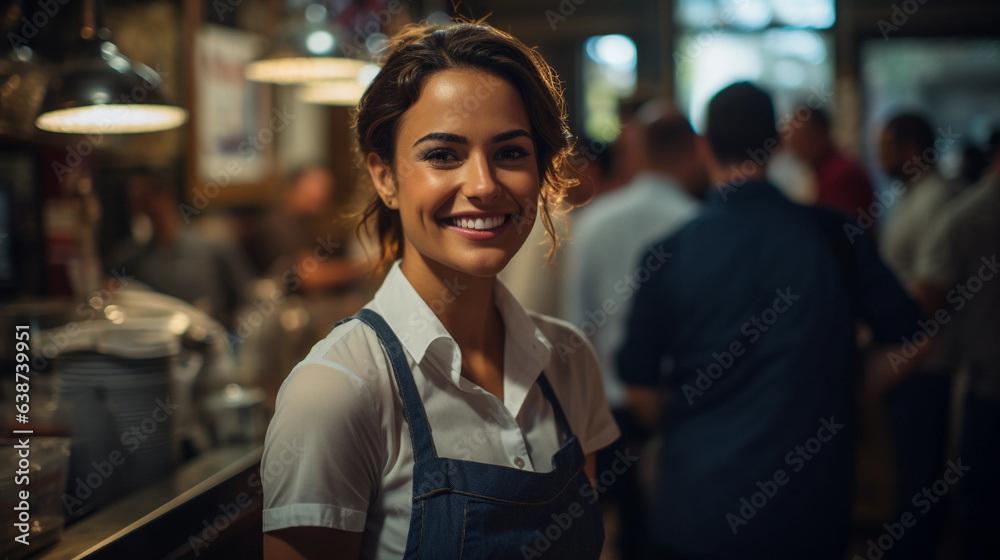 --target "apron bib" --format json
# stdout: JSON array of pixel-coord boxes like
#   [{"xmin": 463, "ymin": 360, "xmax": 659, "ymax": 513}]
[{"xmin": 343, "ymin": 308, "xmax": 604, "ymax": 559}]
